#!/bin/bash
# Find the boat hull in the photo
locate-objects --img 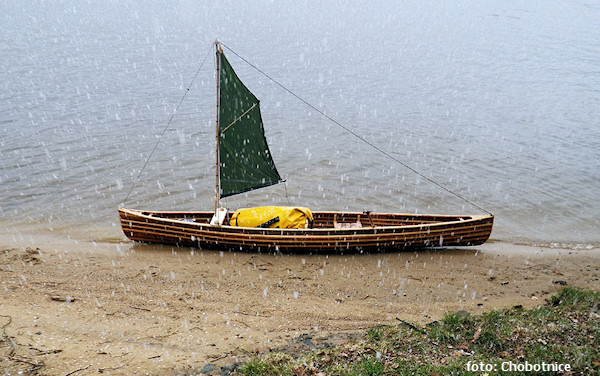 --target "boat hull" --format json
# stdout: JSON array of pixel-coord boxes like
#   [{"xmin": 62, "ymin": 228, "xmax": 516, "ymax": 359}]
[{"xmin": 118, "ymin": 208, "xmax": 493, "ymax": 253}]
